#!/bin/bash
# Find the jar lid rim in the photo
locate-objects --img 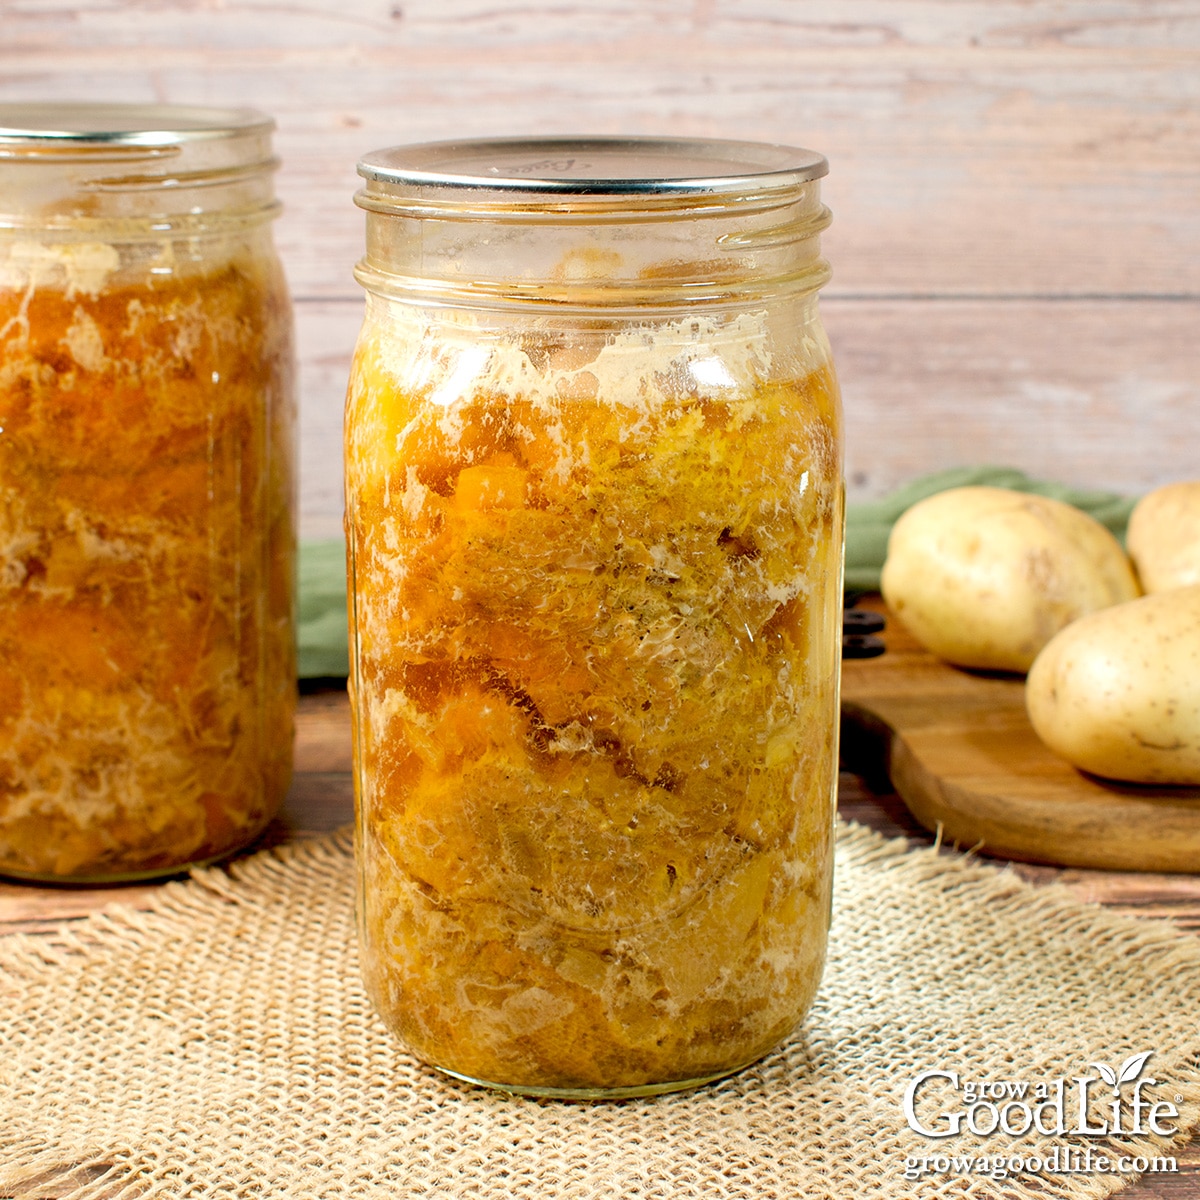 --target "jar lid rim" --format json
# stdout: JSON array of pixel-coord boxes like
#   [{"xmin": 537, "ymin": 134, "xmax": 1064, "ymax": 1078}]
[
  {"xmin": 0, "ymin": 103, "xmax": 274, "ymax": 148},
  {"xmin": 357, "ymin": 135, "xmax": 828, "ymax": 198}
]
